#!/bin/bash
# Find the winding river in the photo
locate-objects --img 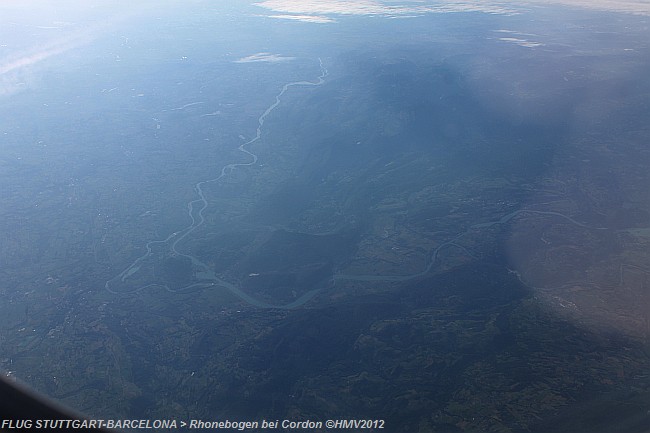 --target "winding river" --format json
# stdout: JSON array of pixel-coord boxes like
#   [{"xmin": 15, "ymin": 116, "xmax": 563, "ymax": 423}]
[
  {"xmin": 105, "ymin": 59, "xmax": 607, "ymax": 309},
  {"xmin": 105, "ymin": 59, "xmax": 328, "ymax": 309}
]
